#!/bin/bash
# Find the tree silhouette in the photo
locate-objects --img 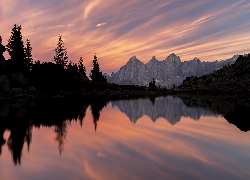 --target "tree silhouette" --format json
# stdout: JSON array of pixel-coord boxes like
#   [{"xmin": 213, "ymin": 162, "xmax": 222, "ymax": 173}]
[
  {"xmin": 149, "ymin": 78, "xmax": 156, "ymax": 88},
  {"xmin": 6, "ymin": 24, "xmax": 27, "ymax": 74},
  {"xmin": 0, "ymin": 36, "xmax": 6, "ymax": 75},
  {"xmin": 67, "ymin": 61, "xmax": 78, "ymax": 75},
  {"xmin": 78, "ymin": 57, "xmax": 88, "ymax": 80},
  {"xmin": 53, "ymin": 35, "xmax": 68, "ymax": 68},
  {"xmin": 0, "ymin": 36, "xmax": 5, "ymax": 62},
  {"xmin": 24, "ymin": 39, "xmax": 33, "ymax": 71},
  {"xmin": 89, "ymin": 53, "xmax": 107, "ymax": 82}
]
